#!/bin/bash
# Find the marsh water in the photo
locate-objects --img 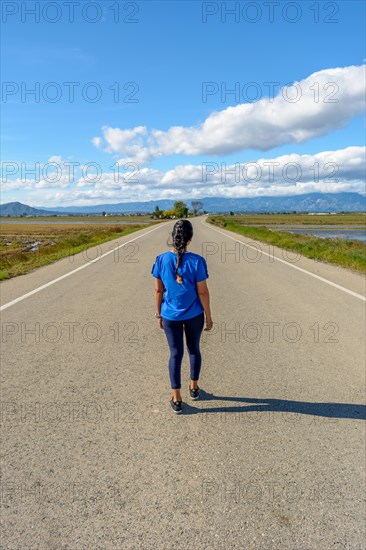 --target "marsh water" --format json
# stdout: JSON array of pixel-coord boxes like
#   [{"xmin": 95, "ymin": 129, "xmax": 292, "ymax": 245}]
[{"xmin": 267, "ymin": 225, "xmax": 366, "ymax": 242}]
